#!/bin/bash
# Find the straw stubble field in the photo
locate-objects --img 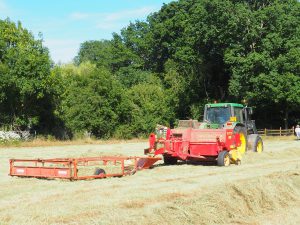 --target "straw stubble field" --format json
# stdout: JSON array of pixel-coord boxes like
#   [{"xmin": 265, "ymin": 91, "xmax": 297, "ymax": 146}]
[{"xmin": 0, "ymin": 139, "xmax": 299, "ymax": 225}]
